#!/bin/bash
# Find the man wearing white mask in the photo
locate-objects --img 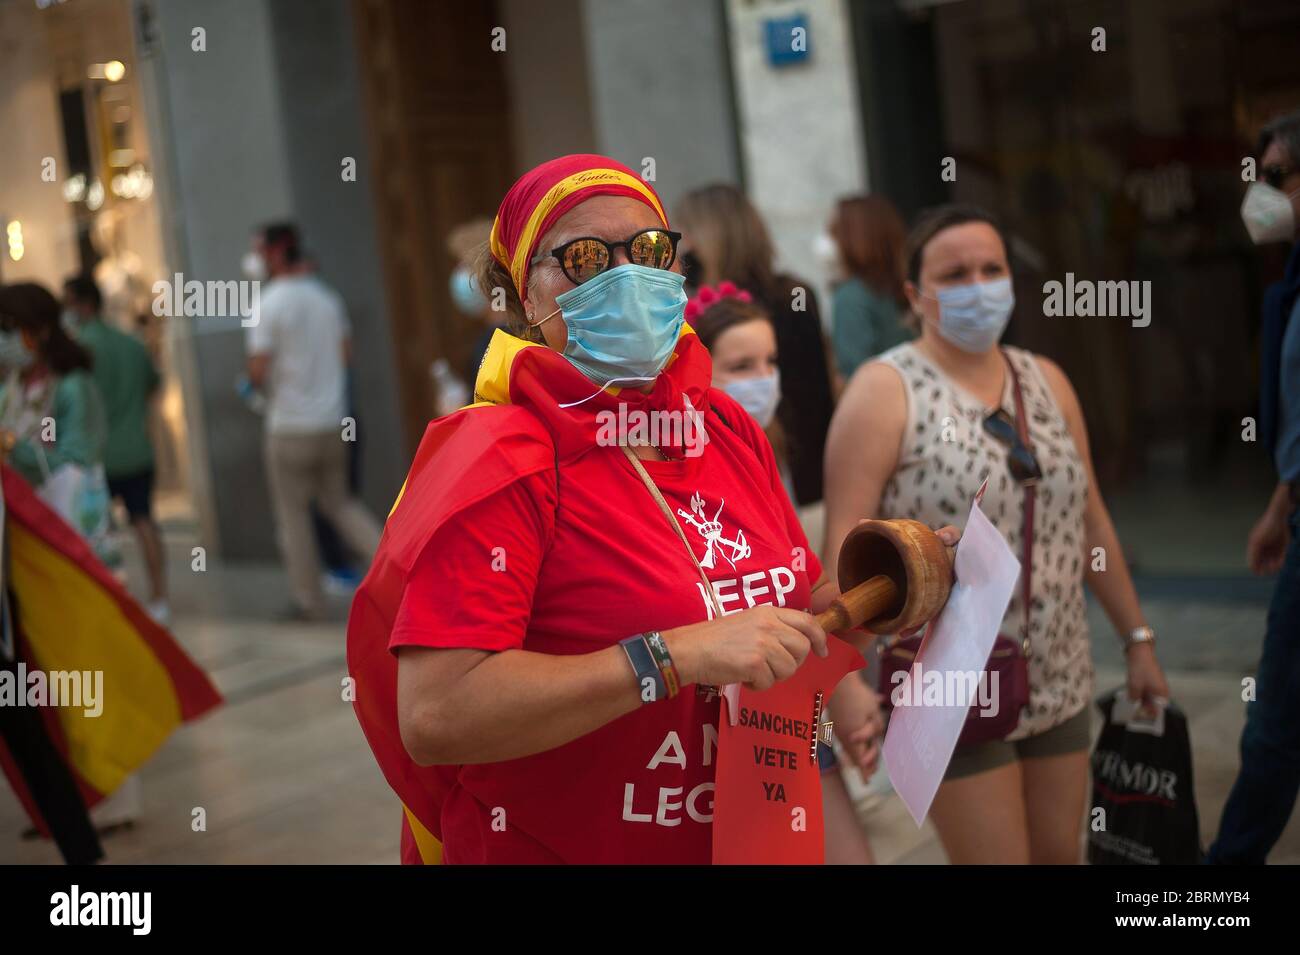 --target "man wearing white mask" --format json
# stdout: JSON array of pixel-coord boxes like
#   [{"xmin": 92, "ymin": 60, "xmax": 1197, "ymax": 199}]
[
  {"xmin": 1209, "ymin": 110, "xmax": 1300, "ymax": 864},
  {"xmin": 243, "ymin": 222, "xmax": 382, "ymax": 621}
]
